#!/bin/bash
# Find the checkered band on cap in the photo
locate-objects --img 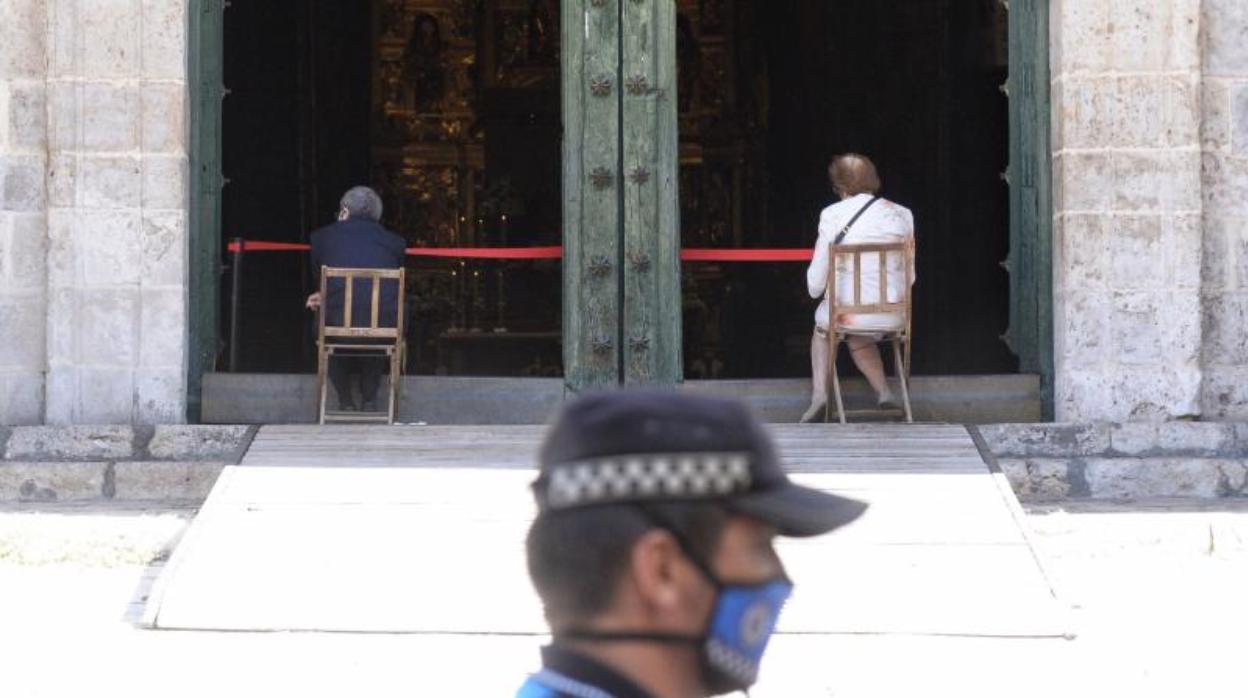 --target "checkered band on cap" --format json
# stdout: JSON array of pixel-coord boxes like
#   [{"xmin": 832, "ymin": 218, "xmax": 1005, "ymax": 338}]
[{"xmin": 541, "ymin": 452, "xmax": 753, "ymax": 510}]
